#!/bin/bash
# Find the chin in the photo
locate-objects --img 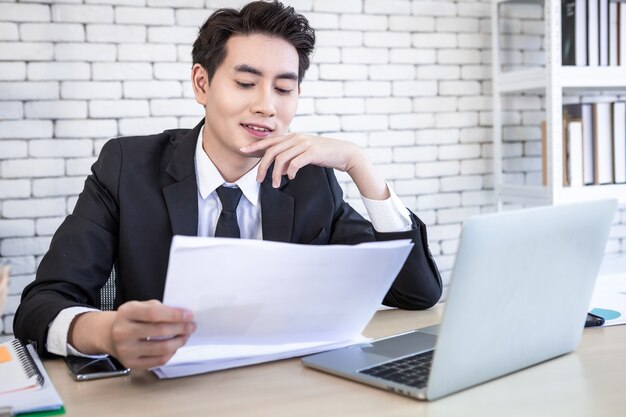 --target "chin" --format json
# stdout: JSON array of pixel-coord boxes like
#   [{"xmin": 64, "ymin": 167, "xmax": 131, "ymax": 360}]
[{"xmin": 242, "ymin": 149, "xmax": 265, "ymax": 158}]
